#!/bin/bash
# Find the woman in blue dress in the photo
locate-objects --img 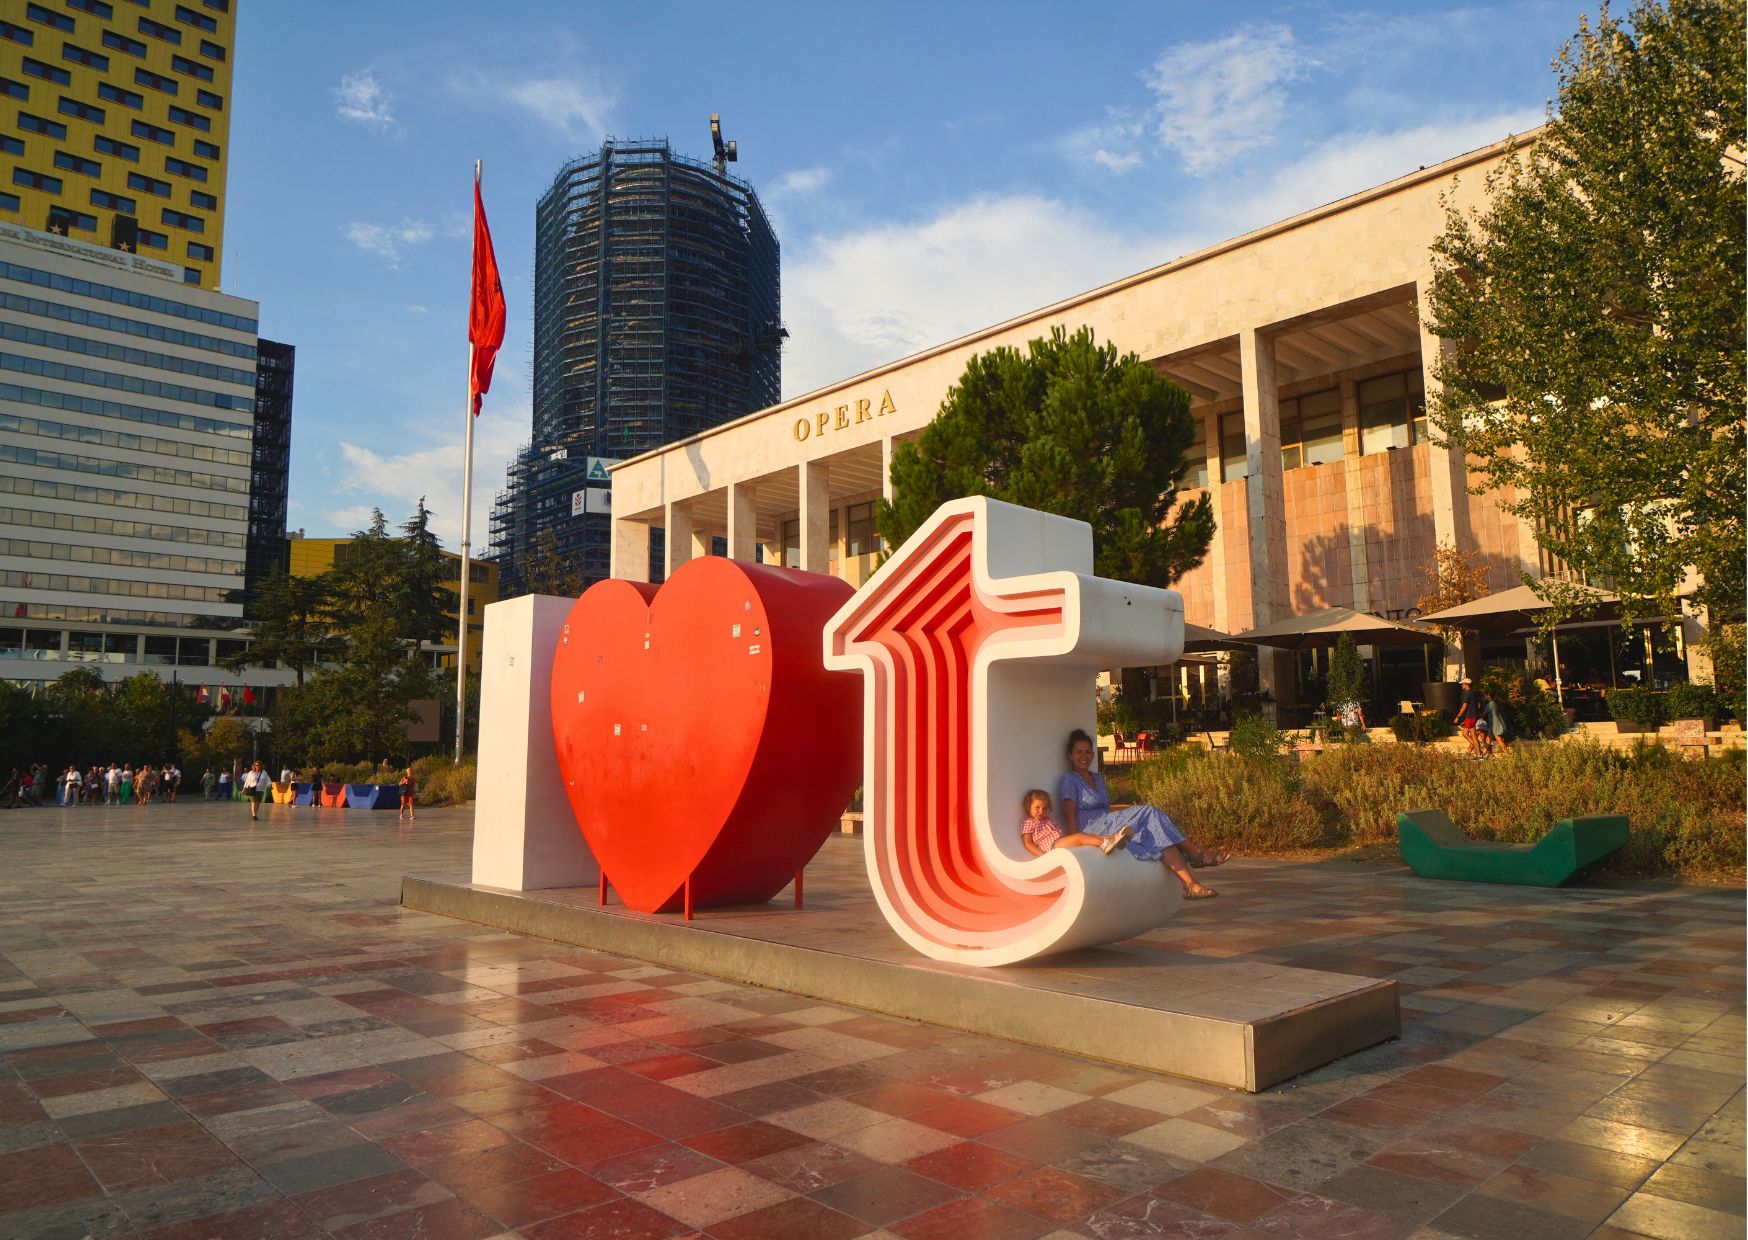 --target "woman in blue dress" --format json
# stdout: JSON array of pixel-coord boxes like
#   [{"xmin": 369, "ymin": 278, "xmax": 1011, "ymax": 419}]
[{"xmin": 1057, "ymin": 729, "xmax": 1224, "ymax": 899}]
